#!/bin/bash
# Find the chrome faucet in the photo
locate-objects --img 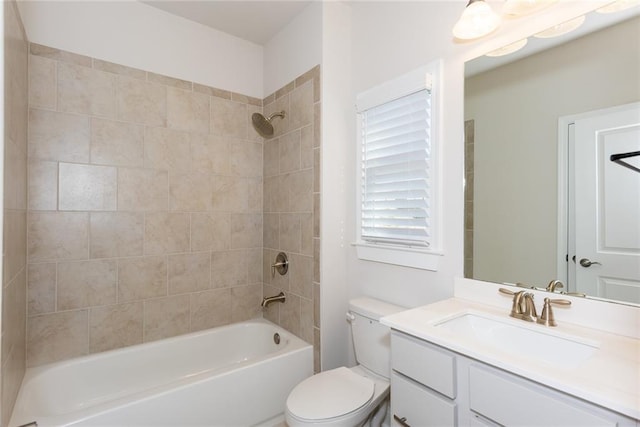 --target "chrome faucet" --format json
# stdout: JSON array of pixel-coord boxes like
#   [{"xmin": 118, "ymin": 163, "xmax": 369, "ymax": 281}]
[{"xmin": 261, "ymin": 292, "xmax": 286, "ymax": 308}]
